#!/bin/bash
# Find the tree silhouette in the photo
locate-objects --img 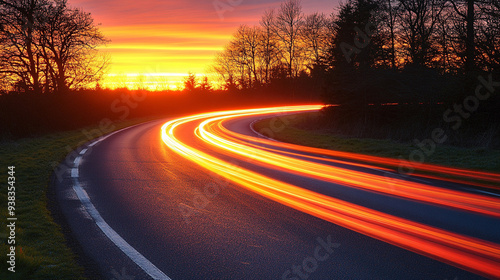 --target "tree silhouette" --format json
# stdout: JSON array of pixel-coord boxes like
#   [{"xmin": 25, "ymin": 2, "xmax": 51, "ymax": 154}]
[
  {"xmin": 211, "ymin": 0, "xmax": 499, "ymax": 103},
  {"xmin": 449, "ymin": 0, "xmax": 476, "ymax": 72},
  {"xmin": 0, "ymin": 0, "xmax": 108, "ymax": 93},
  {"xmin": 199, "ymin": 76, "xmax": 212, "ymax": 91},
  {"xmin": 274, "ymin": 0, "xmax": 304, "ymax": 78},
  {"xmin": 183, "ymin": 72, "xmax": 197, "ymax": 92}
]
